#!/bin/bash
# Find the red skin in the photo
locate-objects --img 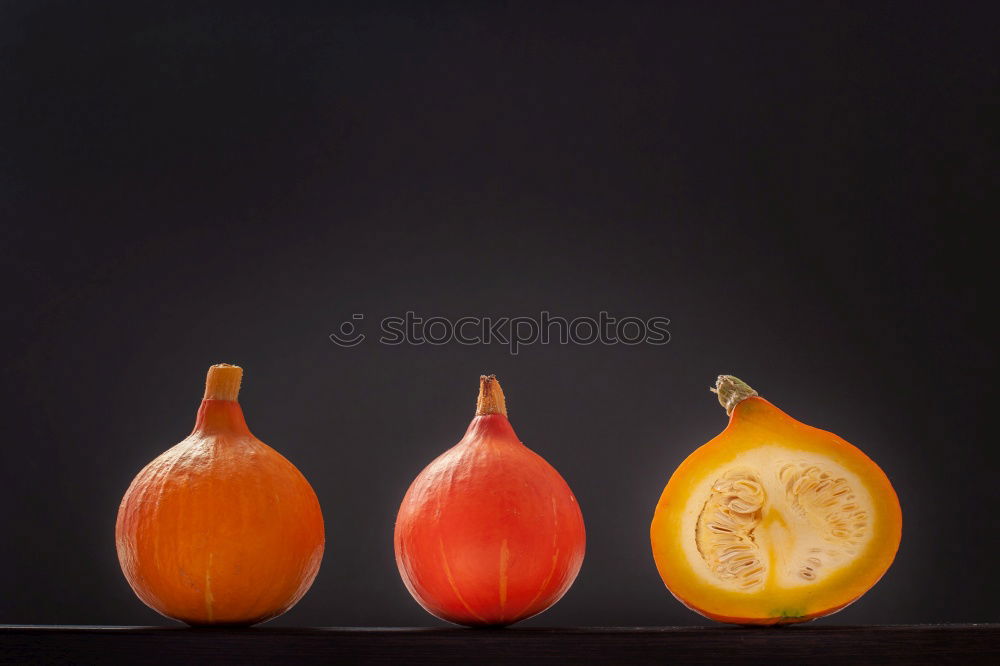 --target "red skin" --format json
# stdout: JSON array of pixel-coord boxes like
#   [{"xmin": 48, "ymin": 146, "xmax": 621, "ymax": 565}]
[{"xmin": 394, "ymin": 413, "xmax": 586, "ymax": 626}]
